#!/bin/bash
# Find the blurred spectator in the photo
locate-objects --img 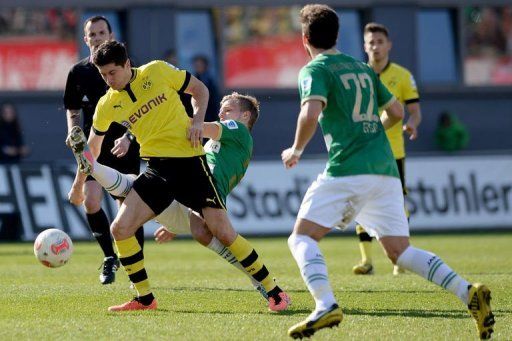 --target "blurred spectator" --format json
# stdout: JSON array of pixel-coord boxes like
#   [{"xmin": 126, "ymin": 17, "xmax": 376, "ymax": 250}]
[
  {"xmin": 163, "ymin": 49, "xmax": 193, "ymax": 117},
  {"xmin": 192, "ymin": 55, "xmax": 219, "ymax": 122},
  {"xmin": 0, "ymin": 102, "xmax": 29, "ymax": 163},
  {"xmin": 467, "ymin": 7, "xmax": 507, "ymax": 57},
  {"xmin": 435, "ymin": 111, "xmax": 470, "ymax": 152}
]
